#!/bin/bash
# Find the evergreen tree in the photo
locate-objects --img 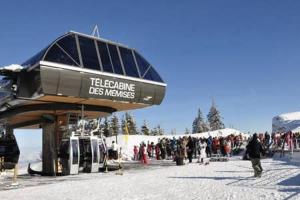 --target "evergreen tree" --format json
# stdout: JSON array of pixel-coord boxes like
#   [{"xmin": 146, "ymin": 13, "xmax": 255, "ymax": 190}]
[
  {"xmin": 207, "ymin": 101, "xmax": 225, "ymax": 131},
  {"xmin": 110, "ymin": 115, "xmax": 120, "ymax": 136},
  {"xmin": 157, "ymin": 124, "xmax": 164, "ymax": 135},
  {"xmin": 141, "ymin": 120, "xmax": 150, "ymax": 135},
  {"xmin": 122, "ymin": 112, "xmax": 137, "ymax": 135},
  {"xmin": 192, "ymin": 108, "xmax": 209, "ymax": 133},
  {"xmin": 185, "ymin": 128, "xmax": 191, "ymax": 135},
  {"xmin": 121, "ymin": 117, "xmax": 127, "ymax": 134},
  {"xmin": 102, "ymin": 117, "xmax": 110, "ymax": 137},
  {"xmin": 150, "ymin": 127, "xmax": 158, "ymax": 136}
]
